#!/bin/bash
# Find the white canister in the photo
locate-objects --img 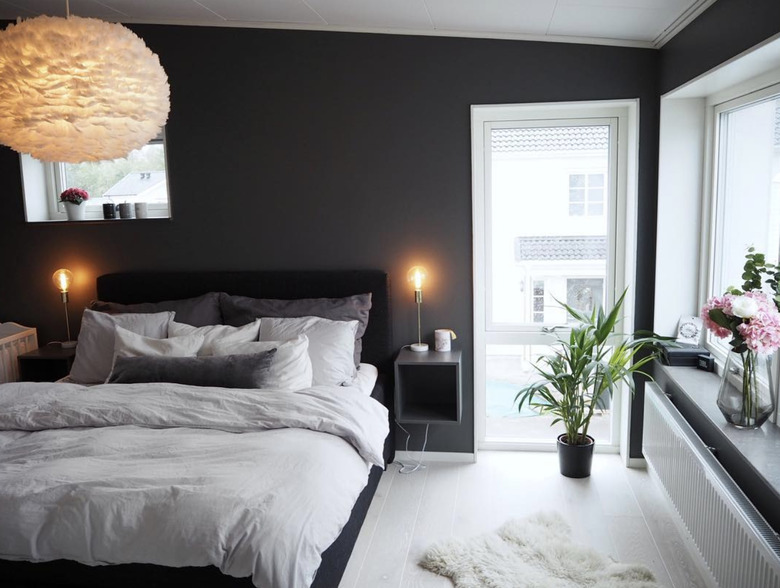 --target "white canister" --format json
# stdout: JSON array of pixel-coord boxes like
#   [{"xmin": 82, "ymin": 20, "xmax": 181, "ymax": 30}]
[
  {"xmin": 434, "ymin": 328, "xmax": 456, "ymax": 352},
  {"xmin": 134, "ymin": 202, "xmax": 149, "ymax": 219}
]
